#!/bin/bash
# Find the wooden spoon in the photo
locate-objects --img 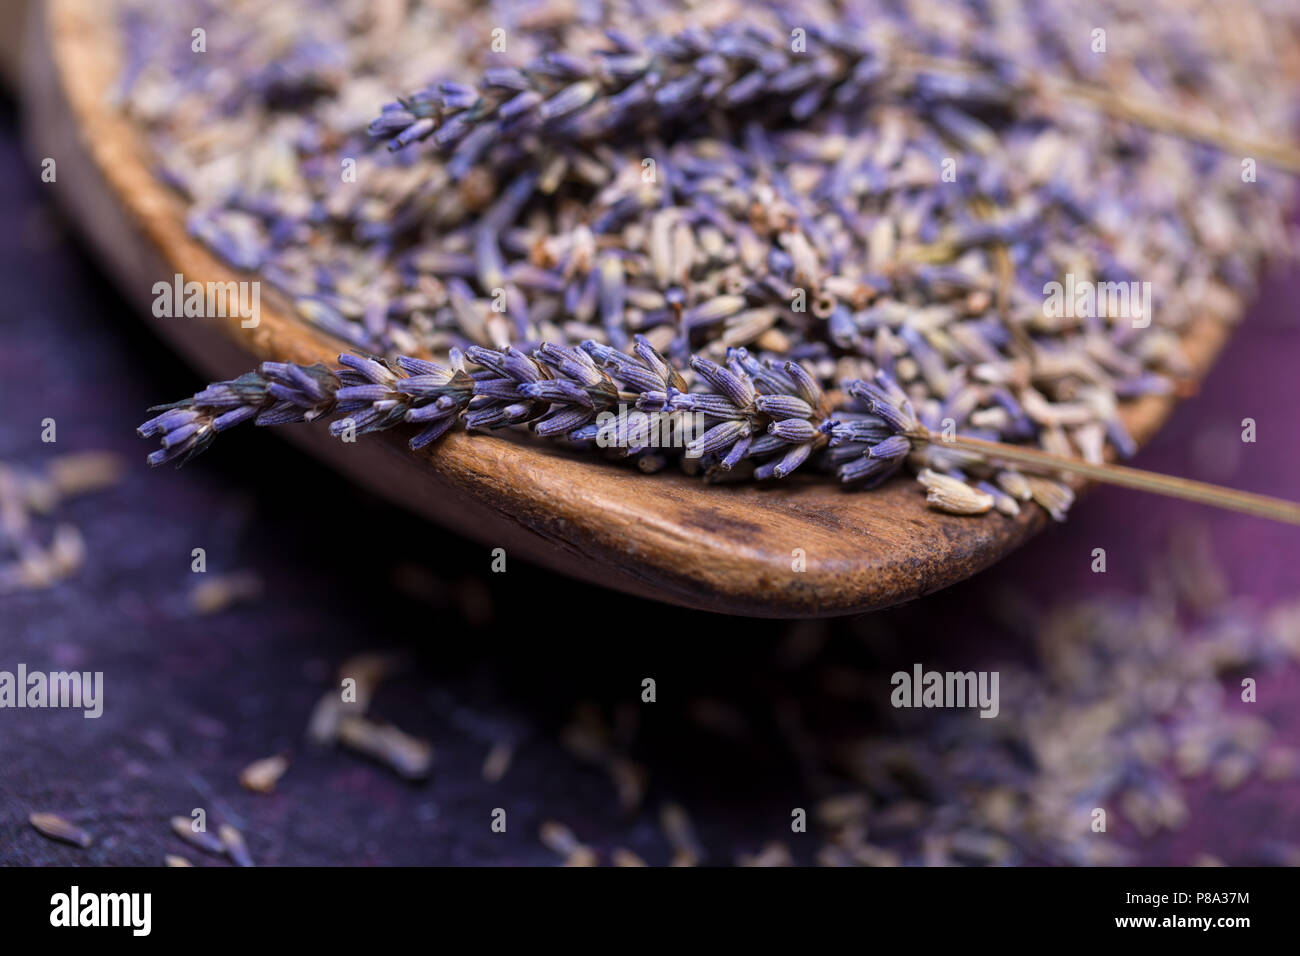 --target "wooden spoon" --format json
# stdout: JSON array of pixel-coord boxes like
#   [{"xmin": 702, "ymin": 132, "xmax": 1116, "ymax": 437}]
[{"xmin": 16, "ymin": 0, "xmax": 1236, "ymax": 616}]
